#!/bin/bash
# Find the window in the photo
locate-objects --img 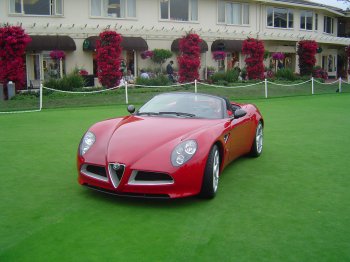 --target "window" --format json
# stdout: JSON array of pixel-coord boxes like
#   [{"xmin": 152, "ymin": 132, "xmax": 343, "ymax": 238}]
[
  {"xmin": 160, "ymin": 0, "xmax": 198, "ymax": 22},
  {"xmin": 267, "ymin": 7, "xmax": 293, "ymax": 29},
  {"xmin": 323, "ymin": 16, "xmax": 334, "ymax": 34},
  {"xmin": 218, "ymin": 1, "xmax": 249, "ymax": 25},
  {"xmin": 91, "ymin": 0, "xmax": 136, "ymax": 18},
  {"xmin": 300, "ymin": 10, "xmax": 313, "ymax": 30},
  {"xmin": 9, "ymin": 0, "xmax": 63, "ymax": 15},
  {"xmin": 322, "ymin": 55, "xmax": 336, "ymax": 72},
  {"xmin": 315, "ymin": 13, "xmax": 318, "ymax": 31}
]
